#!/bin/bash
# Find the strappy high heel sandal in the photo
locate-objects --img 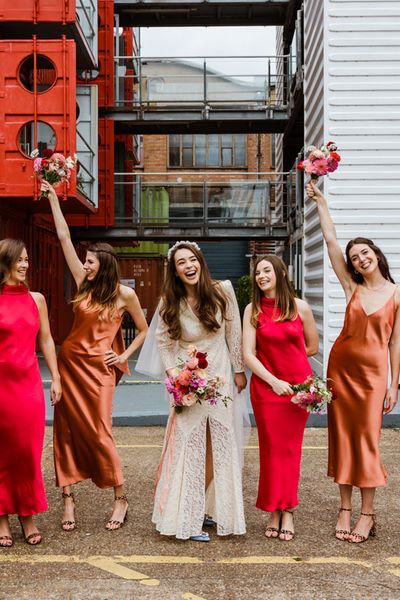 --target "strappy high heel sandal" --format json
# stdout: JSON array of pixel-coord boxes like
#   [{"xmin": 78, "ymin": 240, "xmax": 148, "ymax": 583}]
[
  {"xmin": 61, "ymin": 491, "xmax": 76, "ymax": 531},
  {"xmin": 265, "ymin": 510, "xmax": 281, "ymax": 539},
  {"xmin": 106, "ymin": 494, "xmax": 129, "ymax": 530},
  {"xmin": 279, "ymin": 509, "xmax": 295, "ymax": 542},
  {"xmin": 335, "ymin": 507, "xmax": 352, "ymax": 541},
  {"xmin": 348, "ymin": 512, "xmax": 376, "ymax": 544},
  {"xmin": 18, "ymin": 517, "xmax": 42, "ymax": 546},
  {"xmin": 0, "ymin": 515, "xmax": 13, "ymax": 548}
]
